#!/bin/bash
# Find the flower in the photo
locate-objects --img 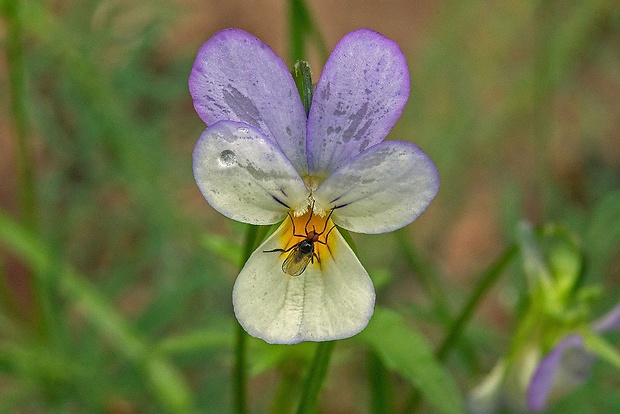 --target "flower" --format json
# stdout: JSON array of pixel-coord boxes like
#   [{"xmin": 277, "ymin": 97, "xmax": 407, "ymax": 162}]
[
  {"xmin": 469, "ymin": 224, "xmax": 620, "ymax": 413},
  {"xmin": 527, "ymin": 302, "xmax": 620, "ymax": 411},
  {"xmin": 189, "ymin": 28, "xmax": 439, "ymax": 344}
]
